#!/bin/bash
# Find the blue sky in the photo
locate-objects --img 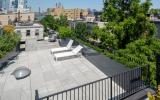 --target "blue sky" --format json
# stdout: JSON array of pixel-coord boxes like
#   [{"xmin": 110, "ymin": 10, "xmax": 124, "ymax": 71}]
[{"xmin": 28, "ymin": 0, "xmax": 160, "ymax": 12}]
